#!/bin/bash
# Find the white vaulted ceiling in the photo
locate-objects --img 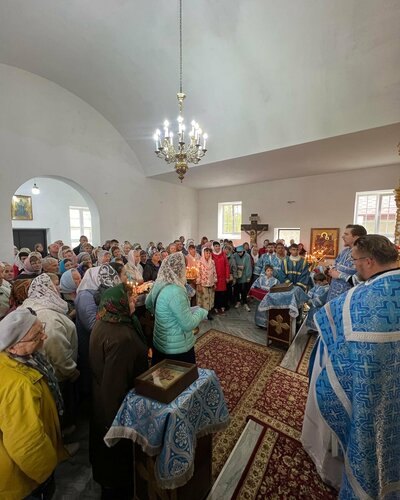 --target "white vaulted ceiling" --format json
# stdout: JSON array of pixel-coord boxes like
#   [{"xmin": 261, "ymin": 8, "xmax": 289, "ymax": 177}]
[{"xmin": 0, "ymin": 0, "xmax": 399, "ymax": 188}]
